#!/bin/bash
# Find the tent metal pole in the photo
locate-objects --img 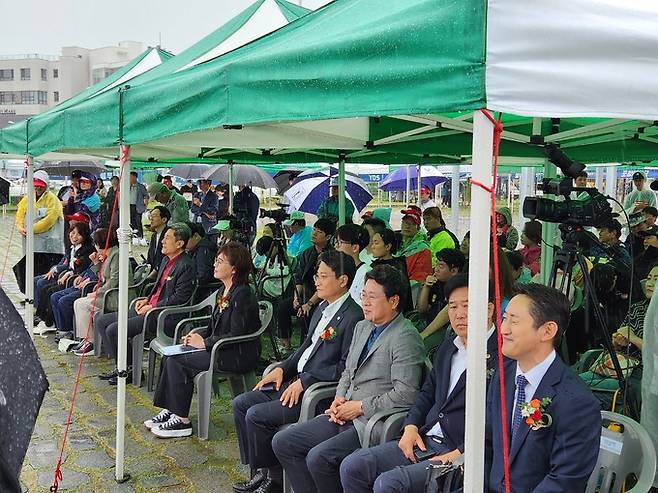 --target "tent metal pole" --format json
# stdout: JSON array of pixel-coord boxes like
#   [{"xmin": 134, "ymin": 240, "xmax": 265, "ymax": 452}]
[
  {"xmin": 24, "ymin": 155, "xmax": 34, "ymax": 332},
  {"xmin": 463, "ymin": 111, "xmax": 493, "ymax": 493},
  {"xmin": 605, "ymin": 165, "xmax": 617, "ymax": 200},
  {"xmin": 595, "ymin": 166, "xmax": 605, "ymax": 192},
  {"xmin": 115, "ymin": 144, "xmax": 131, "ymax": 483},
  {"xmin": 518, "ymin": 167, "xmax": 528, "ymax": 228},
  {"xmin": 416, "ymin": 163, "xmax": 422, "ymax": 207},
  {"xmin": 405, "ymin": 165, "xmax": 411, "ymax": 206},
  {"xmin": 228, "ymin": 162, "xmax": 234, "ymax": 214},
  {"xmin": 451, "ymin": 165, "xmax": 460, "ymax": 235},
  {"xmin": 338, "ymin": 156, "xmax": 346, "ymax": 225}
]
